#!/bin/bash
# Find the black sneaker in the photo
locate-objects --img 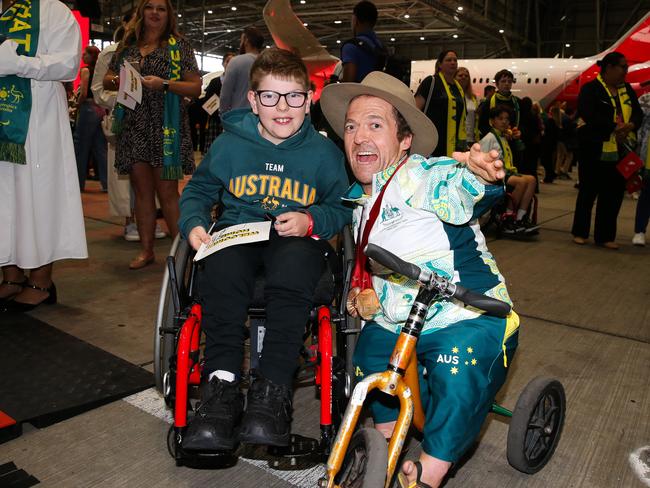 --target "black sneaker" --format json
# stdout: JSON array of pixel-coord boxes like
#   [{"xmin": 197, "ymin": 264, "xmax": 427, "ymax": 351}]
[
  {"xmin": 501, "ymin": 219, "xmax": 524, "ymax": 235},
  {"xmin": 181, "ymin": 376, "xmax": 244, "ymax": 451},
  {"xmin": 239, "ymin": 372, "xmax": 292, "ymax": 447},
  {"xmin": 520, "ymin": 218, "xmax": 540, "ymax": 235}
]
